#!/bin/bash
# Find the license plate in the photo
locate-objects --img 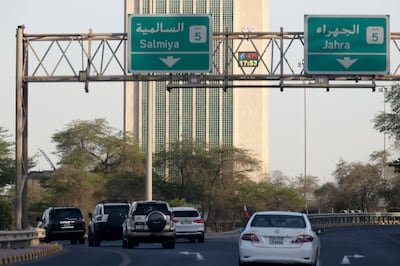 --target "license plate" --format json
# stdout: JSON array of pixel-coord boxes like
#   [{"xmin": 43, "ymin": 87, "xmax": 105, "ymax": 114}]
[
  {"xmin": 269, "ymin": 237, "xmax": 284, "ymax": 245},
  {"xmin": 61, "ymin": 225, "xmax": 74, "ymax": 229}
]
